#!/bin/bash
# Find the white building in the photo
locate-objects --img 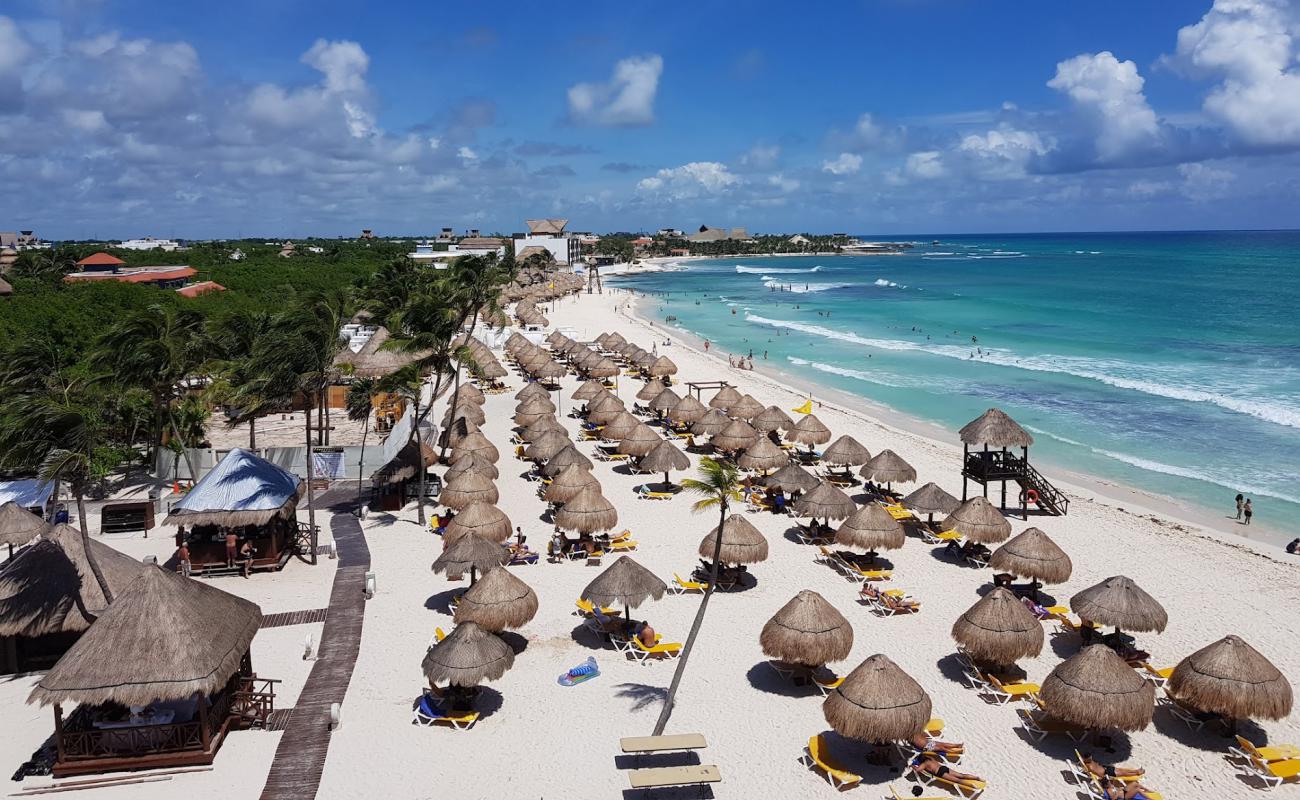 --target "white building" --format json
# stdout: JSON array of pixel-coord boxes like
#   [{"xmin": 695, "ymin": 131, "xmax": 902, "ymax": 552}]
[
  {"xmin": 513, "ymin": 219, "xmax": 580, "ymax": 267},
  {"xmin": 119, "ymin": 237, "xmax": 182, "ymax": 251},
  {"xmin": 407, "ymin": 240, "xmax": 456, "ymax": 269}
]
